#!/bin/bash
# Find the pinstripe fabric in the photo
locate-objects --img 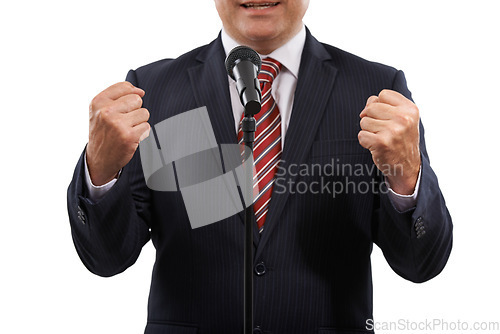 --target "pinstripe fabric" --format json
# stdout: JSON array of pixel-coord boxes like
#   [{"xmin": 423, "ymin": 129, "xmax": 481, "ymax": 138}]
[{"xmin": 68, "ymin": 28, "xmax": 453, "ymax": 334}]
